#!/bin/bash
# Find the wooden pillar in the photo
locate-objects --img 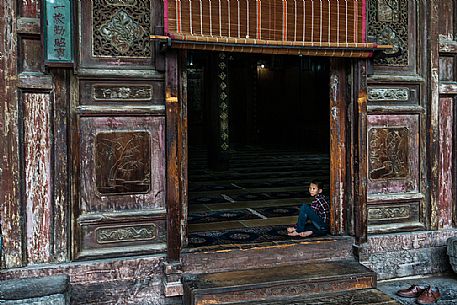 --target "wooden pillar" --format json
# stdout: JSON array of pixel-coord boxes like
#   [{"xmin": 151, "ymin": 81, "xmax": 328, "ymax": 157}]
[
  {"xmin": 0, "ymin": 0, "xmax": 22, "ymax": 268},
  {"xmin": 208, "ymin": 52, "xmax": 230, "ymax": 171},
  {"xmin": 354, "ymin": 60, "xmax": 368, "ymax": 246},
  {"xmin": 164, "ymin": 49, "xmax": 186, "ymax": 296},
  {"xmin": 329, "ymin": 59, "xmax": 347, "ymax": 236}
]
